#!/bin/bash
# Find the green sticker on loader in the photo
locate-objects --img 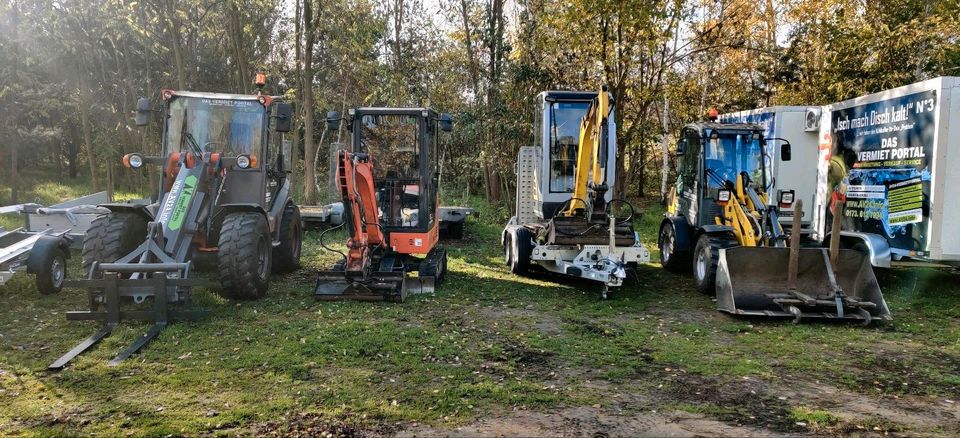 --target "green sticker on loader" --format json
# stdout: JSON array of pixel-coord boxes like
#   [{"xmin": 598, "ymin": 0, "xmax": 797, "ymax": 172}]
[{"xmin": 168, "ymin": 175, "xmax": 198, "ymax": 231}]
